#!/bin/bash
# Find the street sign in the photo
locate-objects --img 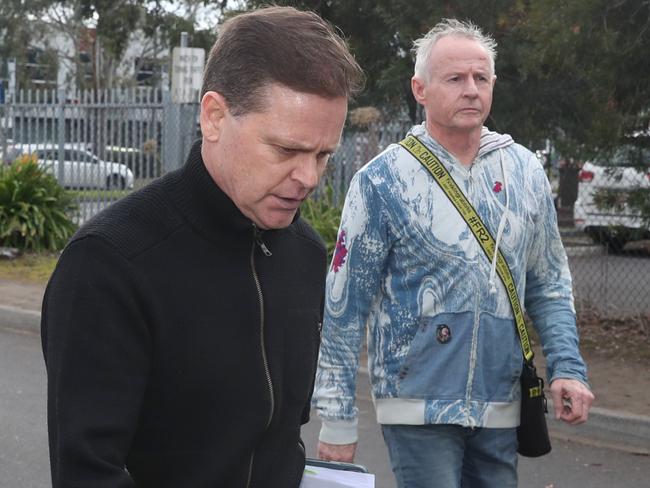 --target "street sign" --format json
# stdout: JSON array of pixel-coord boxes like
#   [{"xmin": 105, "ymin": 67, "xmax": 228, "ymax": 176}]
[{"xmin": 171, "ymin": 47, "xmax": 205, "ymax": 103}]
